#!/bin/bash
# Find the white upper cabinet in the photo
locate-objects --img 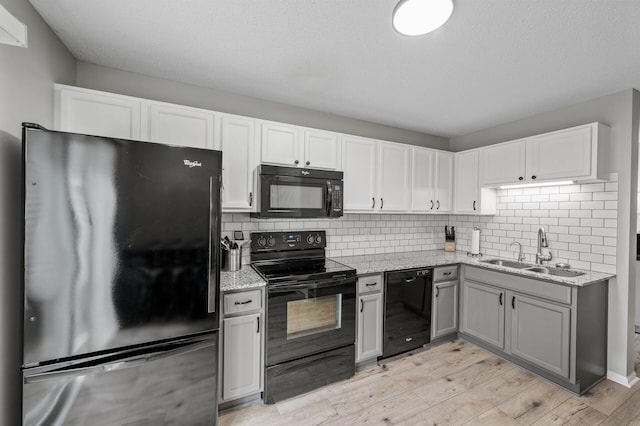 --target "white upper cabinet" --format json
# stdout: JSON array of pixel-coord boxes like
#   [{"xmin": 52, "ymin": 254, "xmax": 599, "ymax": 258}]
[
  {"xmin": 220, "ymin": 115, "xmax": 258, "ymax": 212},
  {"xmin": 377, "ymin": 142, "xmax": 411, "ymax": 212},
  {"xmin": 480, "ymin": 123, "xmax": 610, "ymax": 187},
  {"xmin": 434, "ymin": 151, "xmax": 454, "ymax": 213},
  {"xmin": 411, "ymin": 147, "xmax": 435, "ymax": 212},
  {"xmin": 260, "ymin": 122, "xmax": 340, "ymax": 170},
  {"xmin": 143, "ymin": 103, "xmax": 214, "ymax": 149},
  {"xmin": 342, "ymin": 136, "xmax": 378, "ymax": 211},
  {"xmin": 303, "ymin": 129, "xmax": 340, "ymax": 170},
  {"xmin": 55, "ymin": 84, "xmax": 141, "ymax": 140},
  {"xmin": 455, "ymin": 150, "xmax": 496, "ymax": 215},
  {"xmin": 481, "ymin": 139, "xmax": 527, "ymax": 186},
  {"xmin": 260, "ymin": 122, "xmax": 300, "ymax": 166}
]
